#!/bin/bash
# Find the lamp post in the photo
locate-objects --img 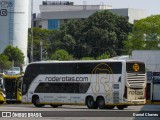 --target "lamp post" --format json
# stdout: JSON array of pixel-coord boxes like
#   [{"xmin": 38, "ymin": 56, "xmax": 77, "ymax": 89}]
[
  {"xmin": 40, "ymin": 40, "xmax": 43, "ymax": 61},
  {"xmin": 30, "ymin": 0, "xmax": 34, "ymax": 62}
]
